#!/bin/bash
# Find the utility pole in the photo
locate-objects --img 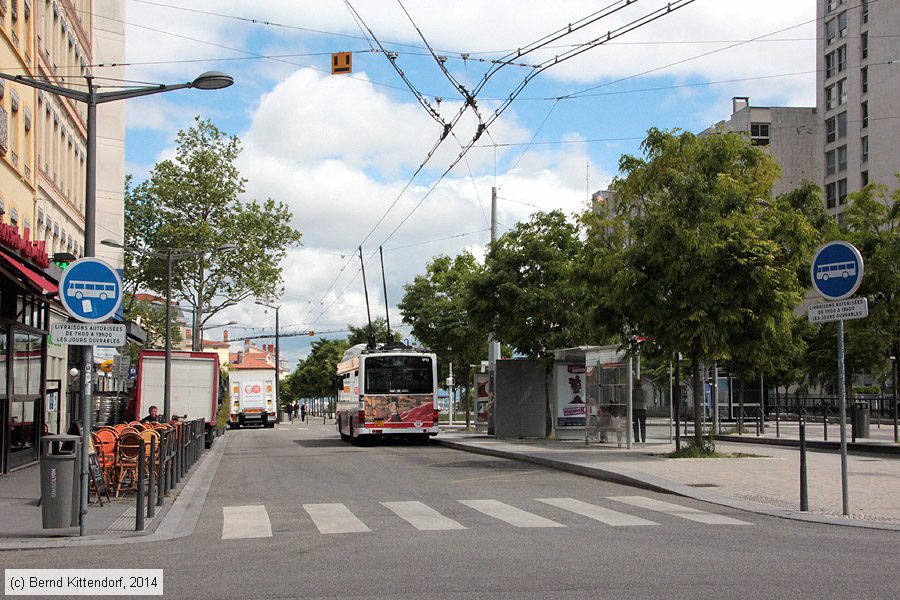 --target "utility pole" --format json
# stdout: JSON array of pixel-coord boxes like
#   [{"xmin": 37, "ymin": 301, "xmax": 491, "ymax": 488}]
[{"xmin": 487, "ymin": 187, "xmax": 500, "ymax": 435}]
